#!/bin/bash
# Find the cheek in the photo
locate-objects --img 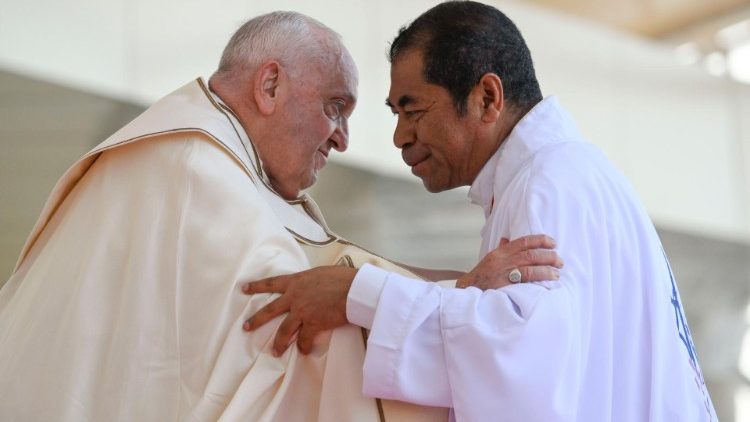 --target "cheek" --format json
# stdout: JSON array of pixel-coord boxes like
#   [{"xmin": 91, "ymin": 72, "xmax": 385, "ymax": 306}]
[
  {"xmin": 420, "ymin": 125, "xmax": 451, "ymax": 160},
  {"xmin": 315, "ymin": 117, "xmax": 336, "ymax": 140},
  {"xmin": 300, "ymin": 111, "xmax": 334, "ymax": 145},
  {"xmin": 285, "ymin": 107, "xmax": 335, "ymax": 174},
  {"xmin": 429, "ymin": 136, "xmax": 465, "ymax": 175}
]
